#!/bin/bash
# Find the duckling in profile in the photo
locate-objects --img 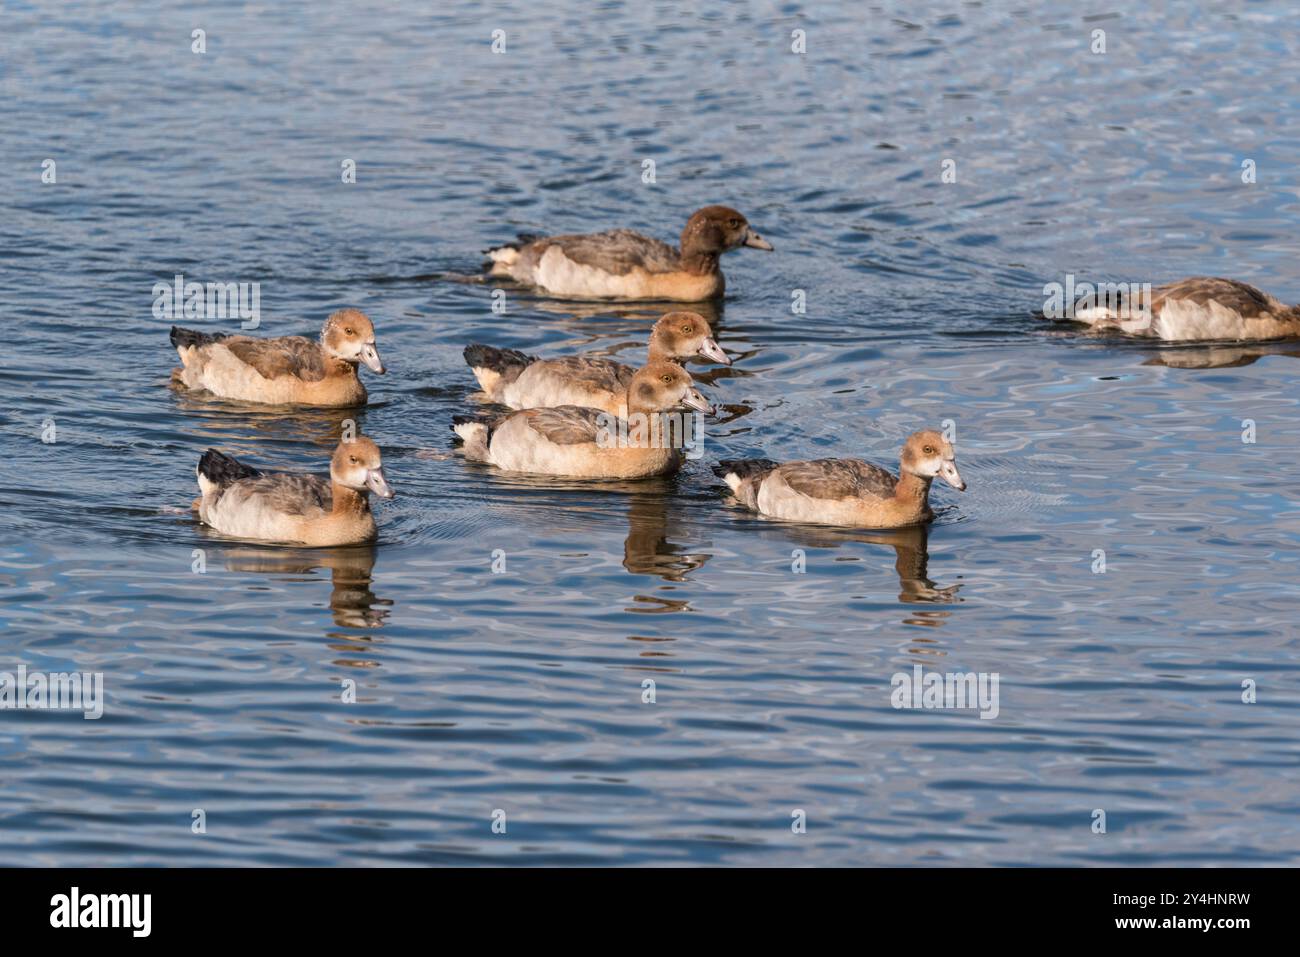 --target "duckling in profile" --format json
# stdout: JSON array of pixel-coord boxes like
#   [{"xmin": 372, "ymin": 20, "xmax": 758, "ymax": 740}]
[
  {"xmin": 1071, "ymin": 277, "xmax": 1300, "ymax": 341},
  {"xmin": 484, "ymin": 205, "xmax": 773, "ymax": 301},
  {"xmin": 713, "ymin": 430, "xmax": 966, "ymax": 529},
  {"xmin": 193, "ymin": 435, "xmax": 395, "ymax": 546},
  {"xmin": 452, "ymin": 361, "xmax": 712, "ymax": 479},
  {"xmin": 462, "ymin": 311, "xmax": 730, "ymax": 416},
  {"xmin": 170, "ymin": 308, "xmax": 385, "ymax": 406}
]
